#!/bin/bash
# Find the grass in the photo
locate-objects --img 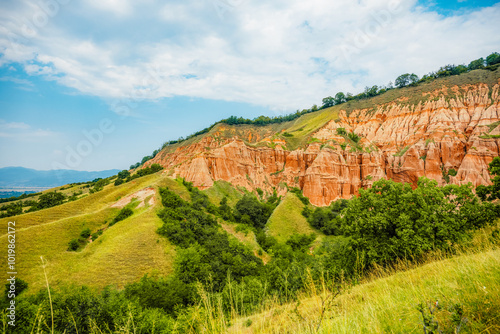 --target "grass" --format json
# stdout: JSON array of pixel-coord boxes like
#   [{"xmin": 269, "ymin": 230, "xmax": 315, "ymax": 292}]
[
  {"xmin": 0, "ymin": 173, "xmax": 180, "ymax": 292},
  {"xmin": 266, "ymin": 193, "xmax": 321, "ymax": 244},
  {"xmin": 227, "ymin": 234, "xmax": 500, "ymax": 333},
  {"xmin": 0, "ymin": 173, "xmax": 162, "ymax": 230},
  {"xmin": 204, "ymin": 181, "xmax": 245, "ymax": 207},
  {"xmin": 394, "ymin": 145, "xmax": 410, "ymax": 157}
]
